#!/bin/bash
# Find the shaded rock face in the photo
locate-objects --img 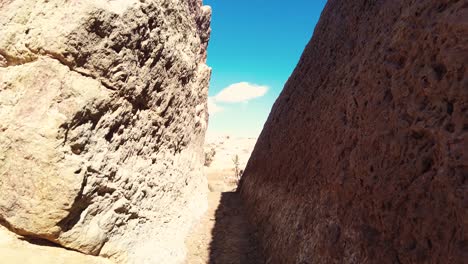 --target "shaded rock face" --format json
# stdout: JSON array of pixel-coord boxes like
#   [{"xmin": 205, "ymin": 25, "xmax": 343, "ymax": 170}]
[
  {"xmin": 241, "ymin": 1, "xmax": 467, "ymax": 263},
  {"xmin": 0, "ymin": 0, "xmax": 211, "ymax": 262}
]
